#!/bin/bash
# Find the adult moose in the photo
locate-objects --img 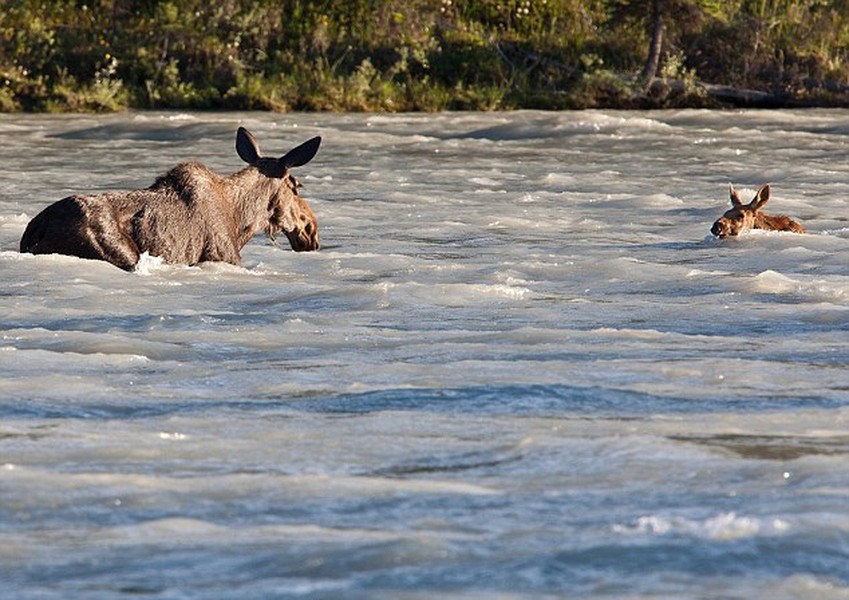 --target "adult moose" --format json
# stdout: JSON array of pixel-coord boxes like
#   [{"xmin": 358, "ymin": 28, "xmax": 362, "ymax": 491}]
[
  {"xmin": 711, "ymin": 184, "xmax": 804, "ymax": 238},
  {"xmin": 20, "ymin": 127, "xmax": 322, "ymax": 270}
]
